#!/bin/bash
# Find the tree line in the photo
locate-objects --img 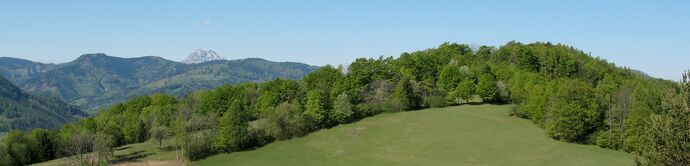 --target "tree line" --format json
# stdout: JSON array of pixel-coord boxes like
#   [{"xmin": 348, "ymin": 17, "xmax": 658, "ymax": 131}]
[{"xmin": 1, "ymin": 42, "xmax": 687, "ymax": 165}]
